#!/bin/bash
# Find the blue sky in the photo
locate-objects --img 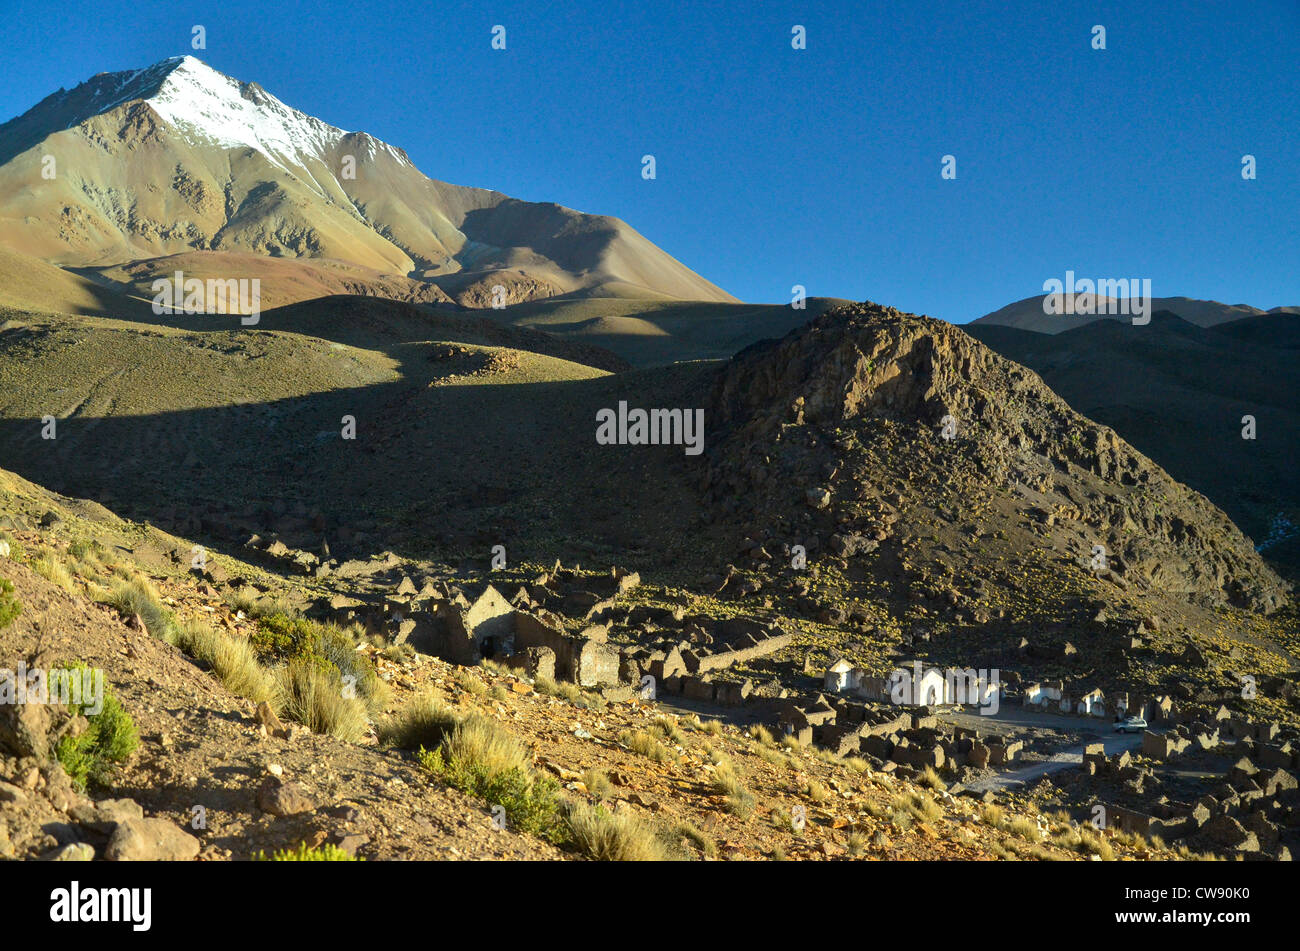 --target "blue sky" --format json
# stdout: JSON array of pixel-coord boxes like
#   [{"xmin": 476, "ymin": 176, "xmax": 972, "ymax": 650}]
[{"xmin": 1, "ymin": 0, "xmax": 1296, "ymax": 321}]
